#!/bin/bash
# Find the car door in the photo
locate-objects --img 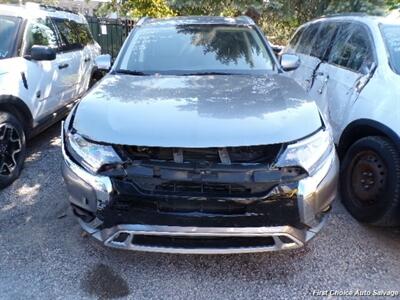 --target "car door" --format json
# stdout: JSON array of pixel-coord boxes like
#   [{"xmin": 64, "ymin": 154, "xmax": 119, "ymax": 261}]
[
  {"xmin": 305, "ymin": 21, "xmax": 341, "ymax": 116},
  {"xmin": 310, "ymin": 23, "xmax": 376, "ymax": 143},
  {"xmin": 75, "ymin": 22, "xmax": 96, "ymax": 93},
  {"xmin": 285, "ymin": 22, "xmax": 322, "ymax": 91},
  {"xmin": 51, "ymin": 17, "xmax": 83, "ymax": 104},
  {"xmin": 23, "ymin": 17, "xmax": 64, "ymax": 120}
]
